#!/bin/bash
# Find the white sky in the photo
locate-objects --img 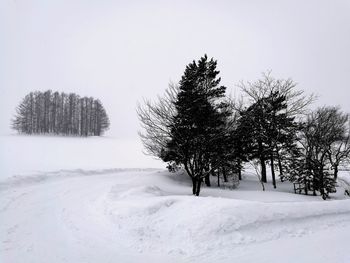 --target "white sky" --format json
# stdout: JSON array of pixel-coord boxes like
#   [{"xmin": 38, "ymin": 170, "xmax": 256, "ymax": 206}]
[{"xmin": 1, "ymin": 0, "xmax": 350, "ymax": 139}]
